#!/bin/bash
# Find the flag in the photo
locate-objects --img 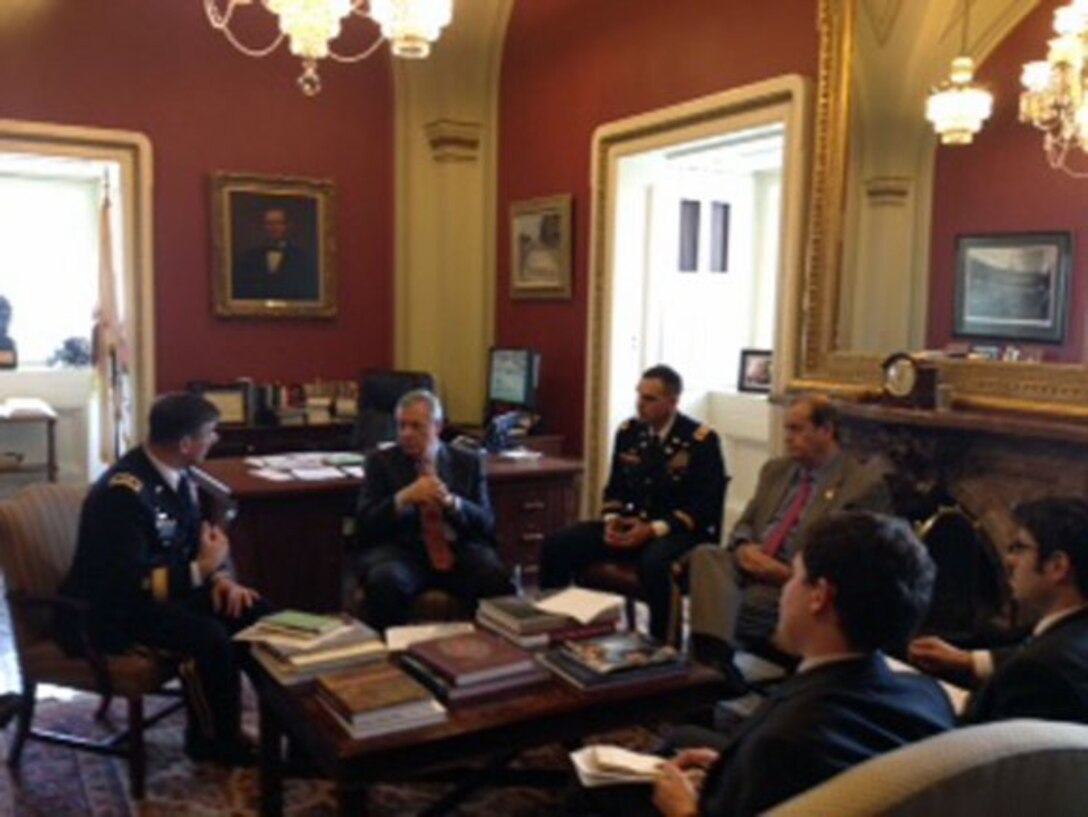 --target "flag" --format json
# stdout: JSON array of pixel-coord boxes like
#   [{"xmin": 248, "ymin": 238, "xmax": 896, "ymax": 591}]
[{"xmin": 92, "ymin": 184, "xmax": 130, "ymax": 463}]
